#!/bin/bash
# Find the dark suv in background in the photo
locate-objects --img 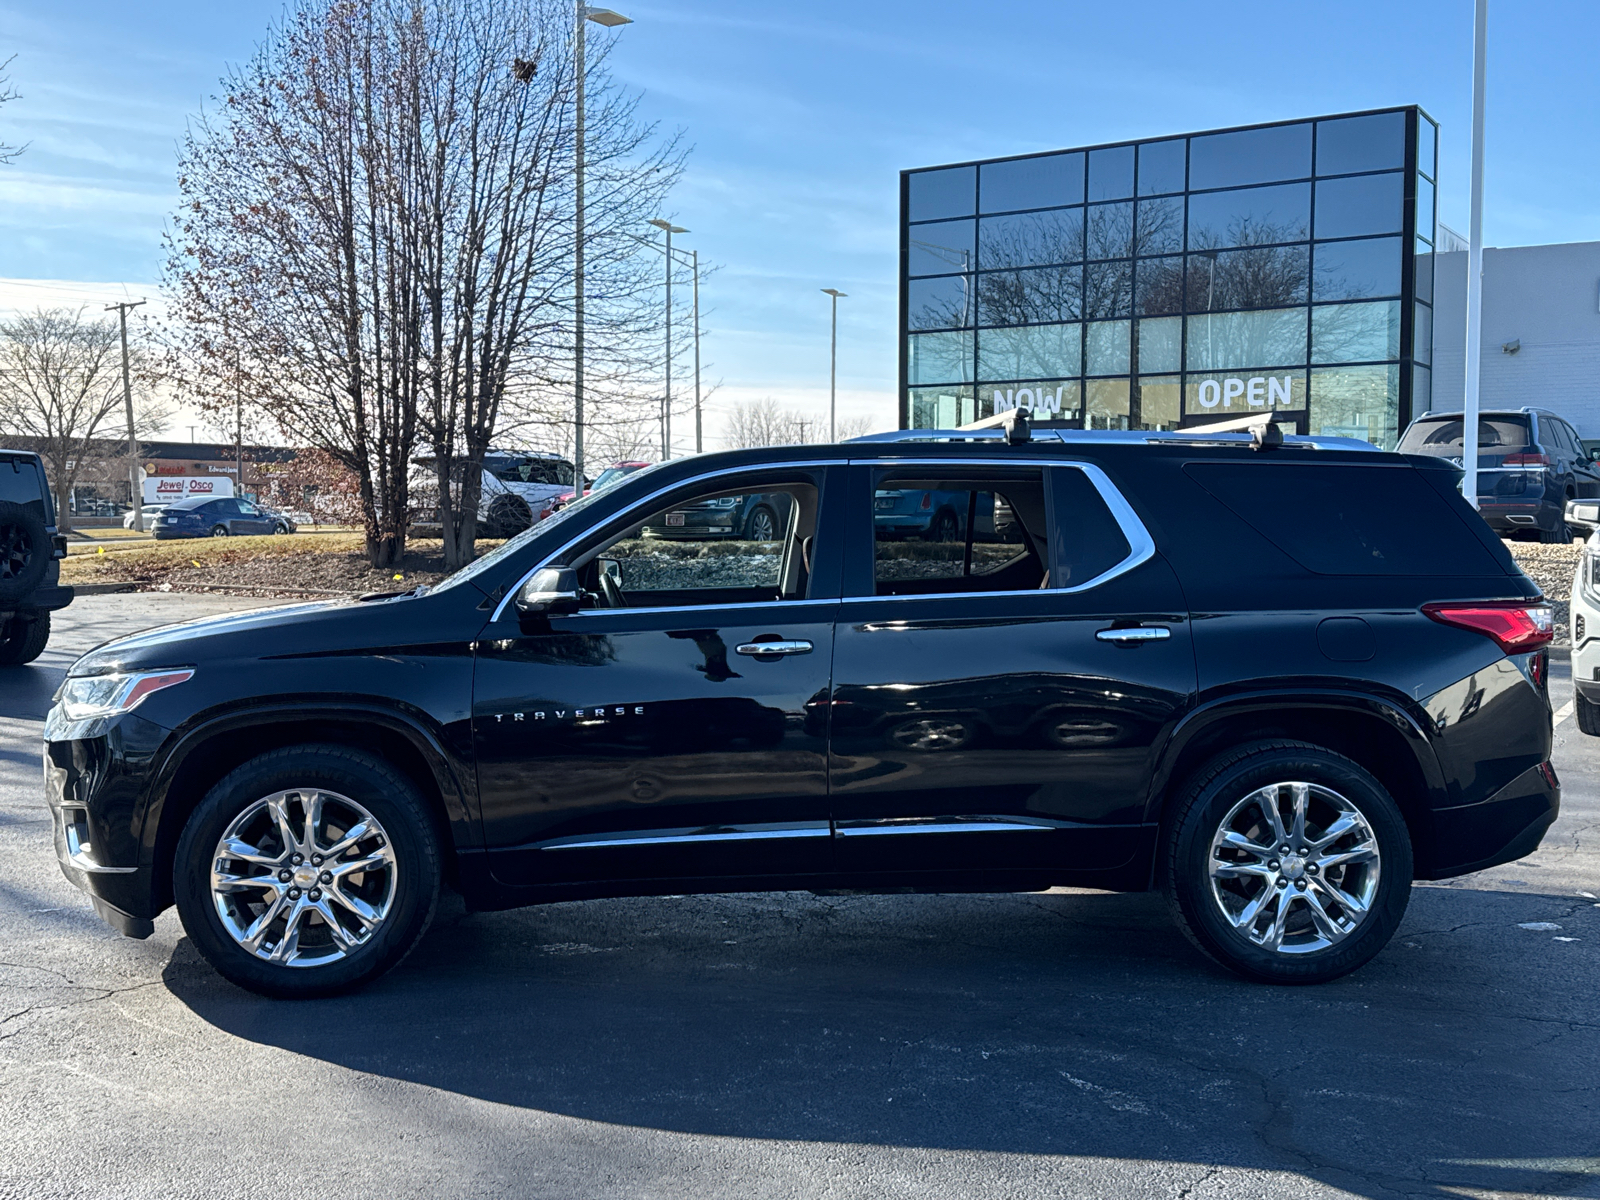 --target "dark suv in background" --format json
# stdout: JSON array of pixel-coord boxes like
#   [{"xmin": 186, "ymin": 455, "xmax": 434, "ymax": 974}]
[
  {"xmin": 1398, "ymin": 407, "xmax": 1600, "ymax": 541},
  {"xmin": 0, "ymin": 449, "xmax": 73, "ymax": 665},
  {"xmin": 44, "ymin": 424, "xmax": 1556, "ymax": 997}
]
